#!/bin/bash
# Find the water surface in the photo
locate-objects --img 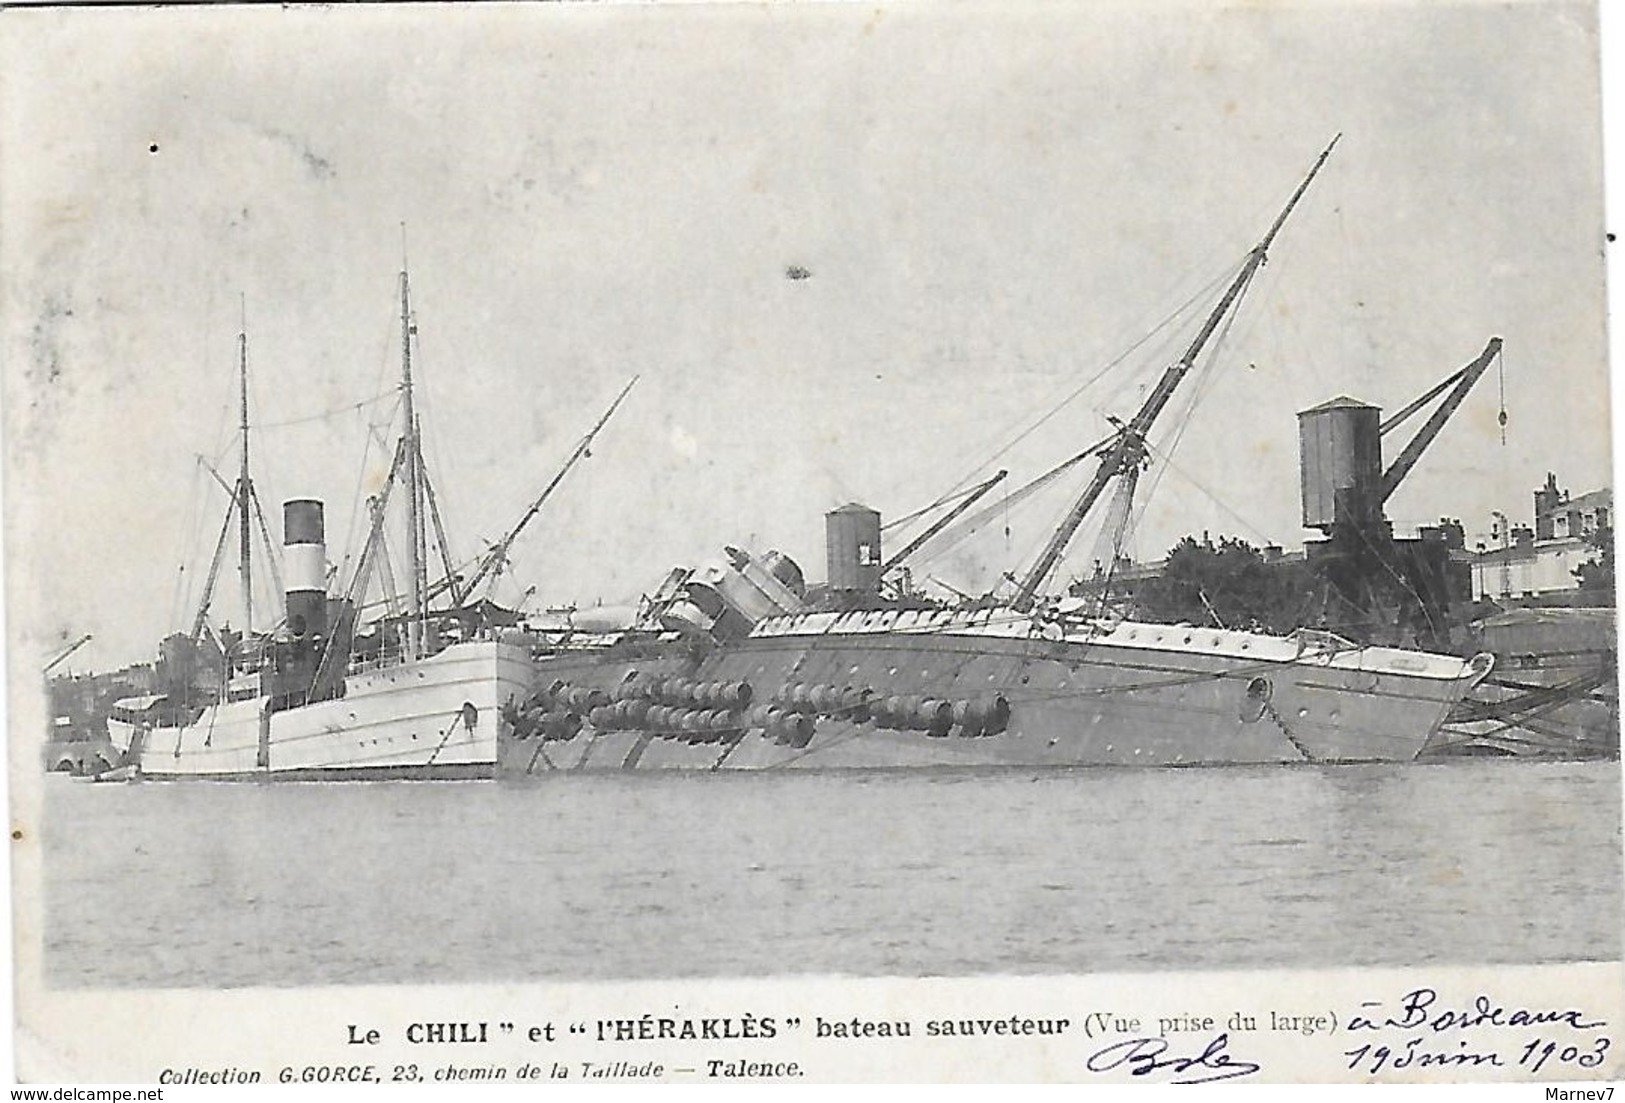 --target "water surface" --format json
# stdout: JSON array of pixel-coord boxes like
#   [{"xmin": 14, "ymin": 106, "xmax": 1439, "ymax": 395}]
[{"xmin": 42, "ymin": 759, "xmax": 1623, "ymax": 988}]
